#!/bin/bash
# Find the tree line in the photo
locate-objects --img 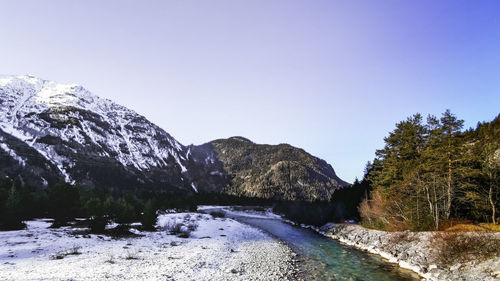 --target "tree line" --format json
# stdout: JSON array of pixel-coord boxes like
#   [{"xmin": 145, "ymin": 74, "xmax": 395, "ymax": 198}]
[
  {"xmin": 0, "ymin": 178, "xmax": 197, "ymax": 232},
  {"xmin": 0, "ymin": 172, "xmax": 368, "ymax": 231},
  {"xmin": 358, "ymin": 110, "xmax": 499, "ymax": 231}
]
